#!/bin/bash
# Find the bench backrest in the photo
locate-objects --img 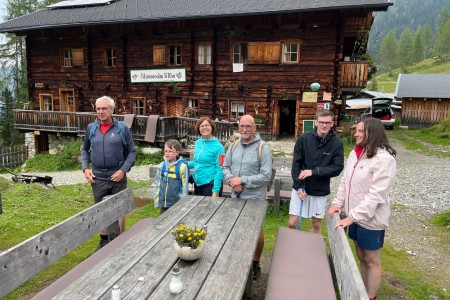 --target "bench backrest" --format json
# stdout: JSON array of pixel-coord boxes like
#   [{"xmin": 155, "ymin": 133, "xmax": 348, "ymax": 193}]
[
  {"xmin": 326, "ymin": 213, "xmax": 368, "ymax": 299},
  {"xmin": 0, "ymin": 188, "xmax": 135, "ymax": 298}
]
